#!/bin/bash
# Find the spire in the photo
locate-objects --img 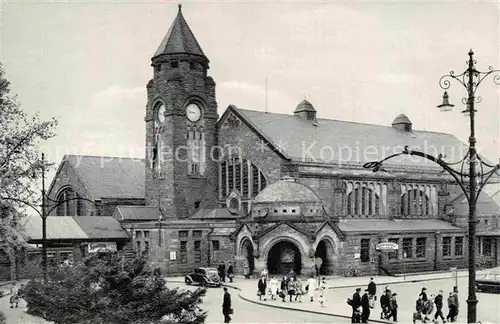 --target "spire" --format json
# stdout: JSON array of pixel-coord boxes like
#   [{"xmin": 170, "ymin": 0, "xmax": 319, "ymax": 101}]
[{"xmin": 153, "ymin": 5, "xmax": 207, "ymax": 59}]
